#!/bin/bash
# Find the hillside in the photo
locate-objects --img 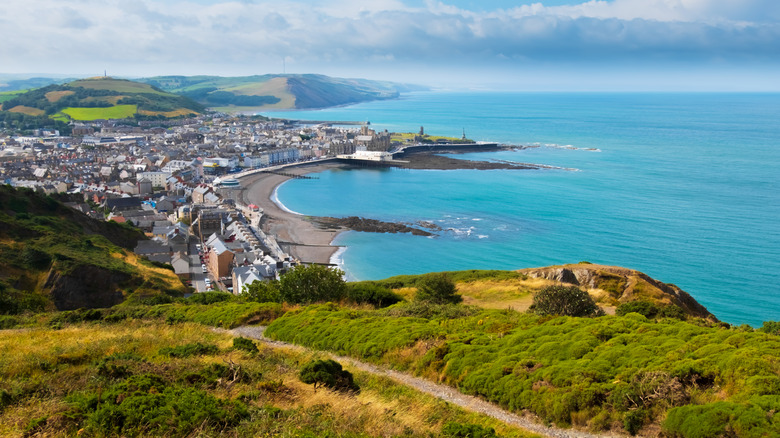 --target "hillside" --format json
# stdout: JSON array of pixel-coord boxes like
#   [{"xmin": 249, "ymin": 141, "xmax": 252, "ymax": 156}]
[
  {"xmin": 265, "ymin": 270, "xmax": 779, "ymax": 437},
  {"xmin": 0, "ymin": 77, "xmax": 204, "ymax": 130},
  {"xmin": 140, "ymin": 74, "xmax": 427, "ymax": 111},
  {"xmin": 0, "ymin": 186, "xmax": 187, "ymax": 313}
]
